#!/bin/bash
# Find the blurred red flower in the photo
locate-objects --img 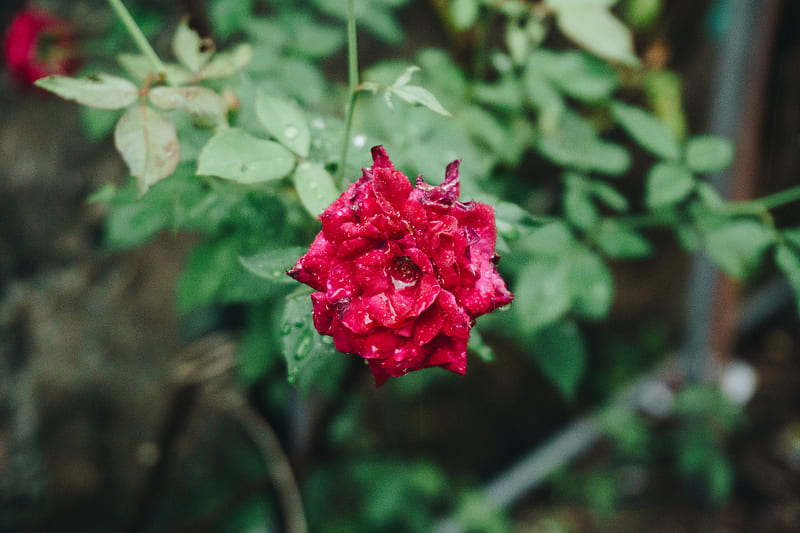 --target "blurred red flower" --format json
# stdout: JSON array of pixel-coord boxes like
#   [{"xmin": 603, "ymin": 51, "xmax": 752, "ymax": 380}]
[
  {"xmin": 3, "ymin": 6, "xmax": 79, "ymax": 86},
  {"xmin": 288, "ymin": 146, "xmax": 513, "ymax": 386}
]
